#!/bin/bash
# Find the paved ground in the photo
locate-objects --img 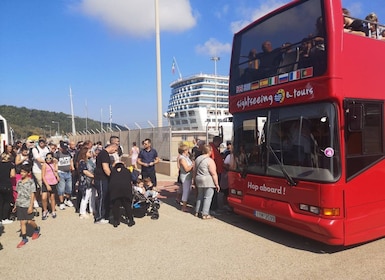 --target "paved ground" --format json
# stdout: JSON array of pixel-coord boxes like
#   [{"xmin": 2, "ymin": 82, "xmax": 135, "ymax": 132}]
[{"xmin": 1, "ymin": 173, "xmax": 385, "ymax": 279}]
